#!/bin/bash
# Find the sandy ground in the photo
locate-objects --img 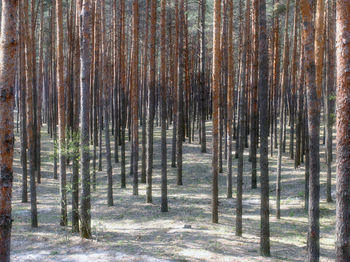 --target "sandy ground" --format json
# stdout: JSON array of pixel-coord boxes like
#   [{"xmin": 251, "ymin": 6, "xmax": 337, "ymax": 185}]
[{"xmin": 10, "ymin": 122, "xmax": 336, "ymax": 261}]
